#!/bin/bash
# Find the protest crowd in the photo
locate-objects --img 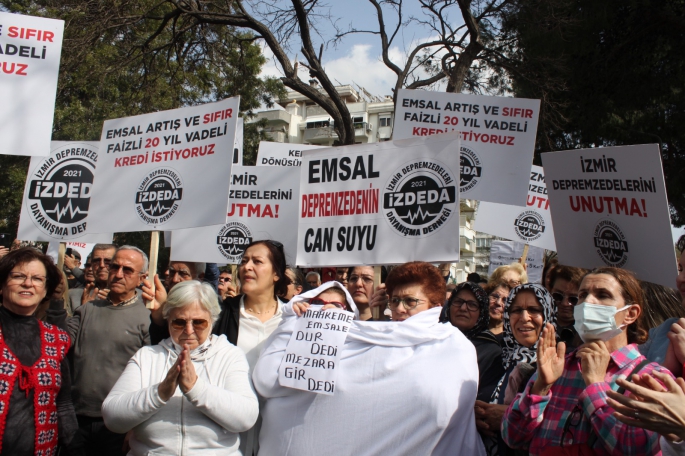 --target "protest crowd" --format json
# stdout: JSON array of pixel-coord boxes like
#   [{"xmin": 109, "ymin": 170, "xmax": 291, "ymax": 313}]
[
  {"xmin": 2, "ymin": 9, "xmax": 685, "ymax": 456},
  {"xmin": 0, "ymin": 234, "xmax": 682, "ymax": 456}
]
